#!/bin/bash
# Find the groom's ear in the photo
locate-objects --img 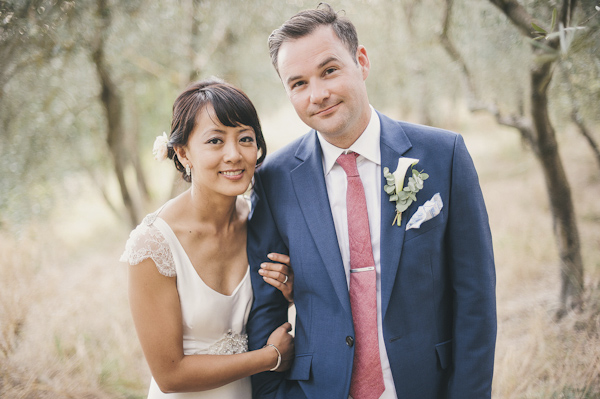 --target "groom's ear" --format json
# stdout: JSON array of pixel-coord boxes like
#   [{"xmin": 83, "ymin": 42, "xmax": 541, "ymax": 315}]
[{"xmin": 356, "ymin": 46, "xmax": 370, "ymax": 80}]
